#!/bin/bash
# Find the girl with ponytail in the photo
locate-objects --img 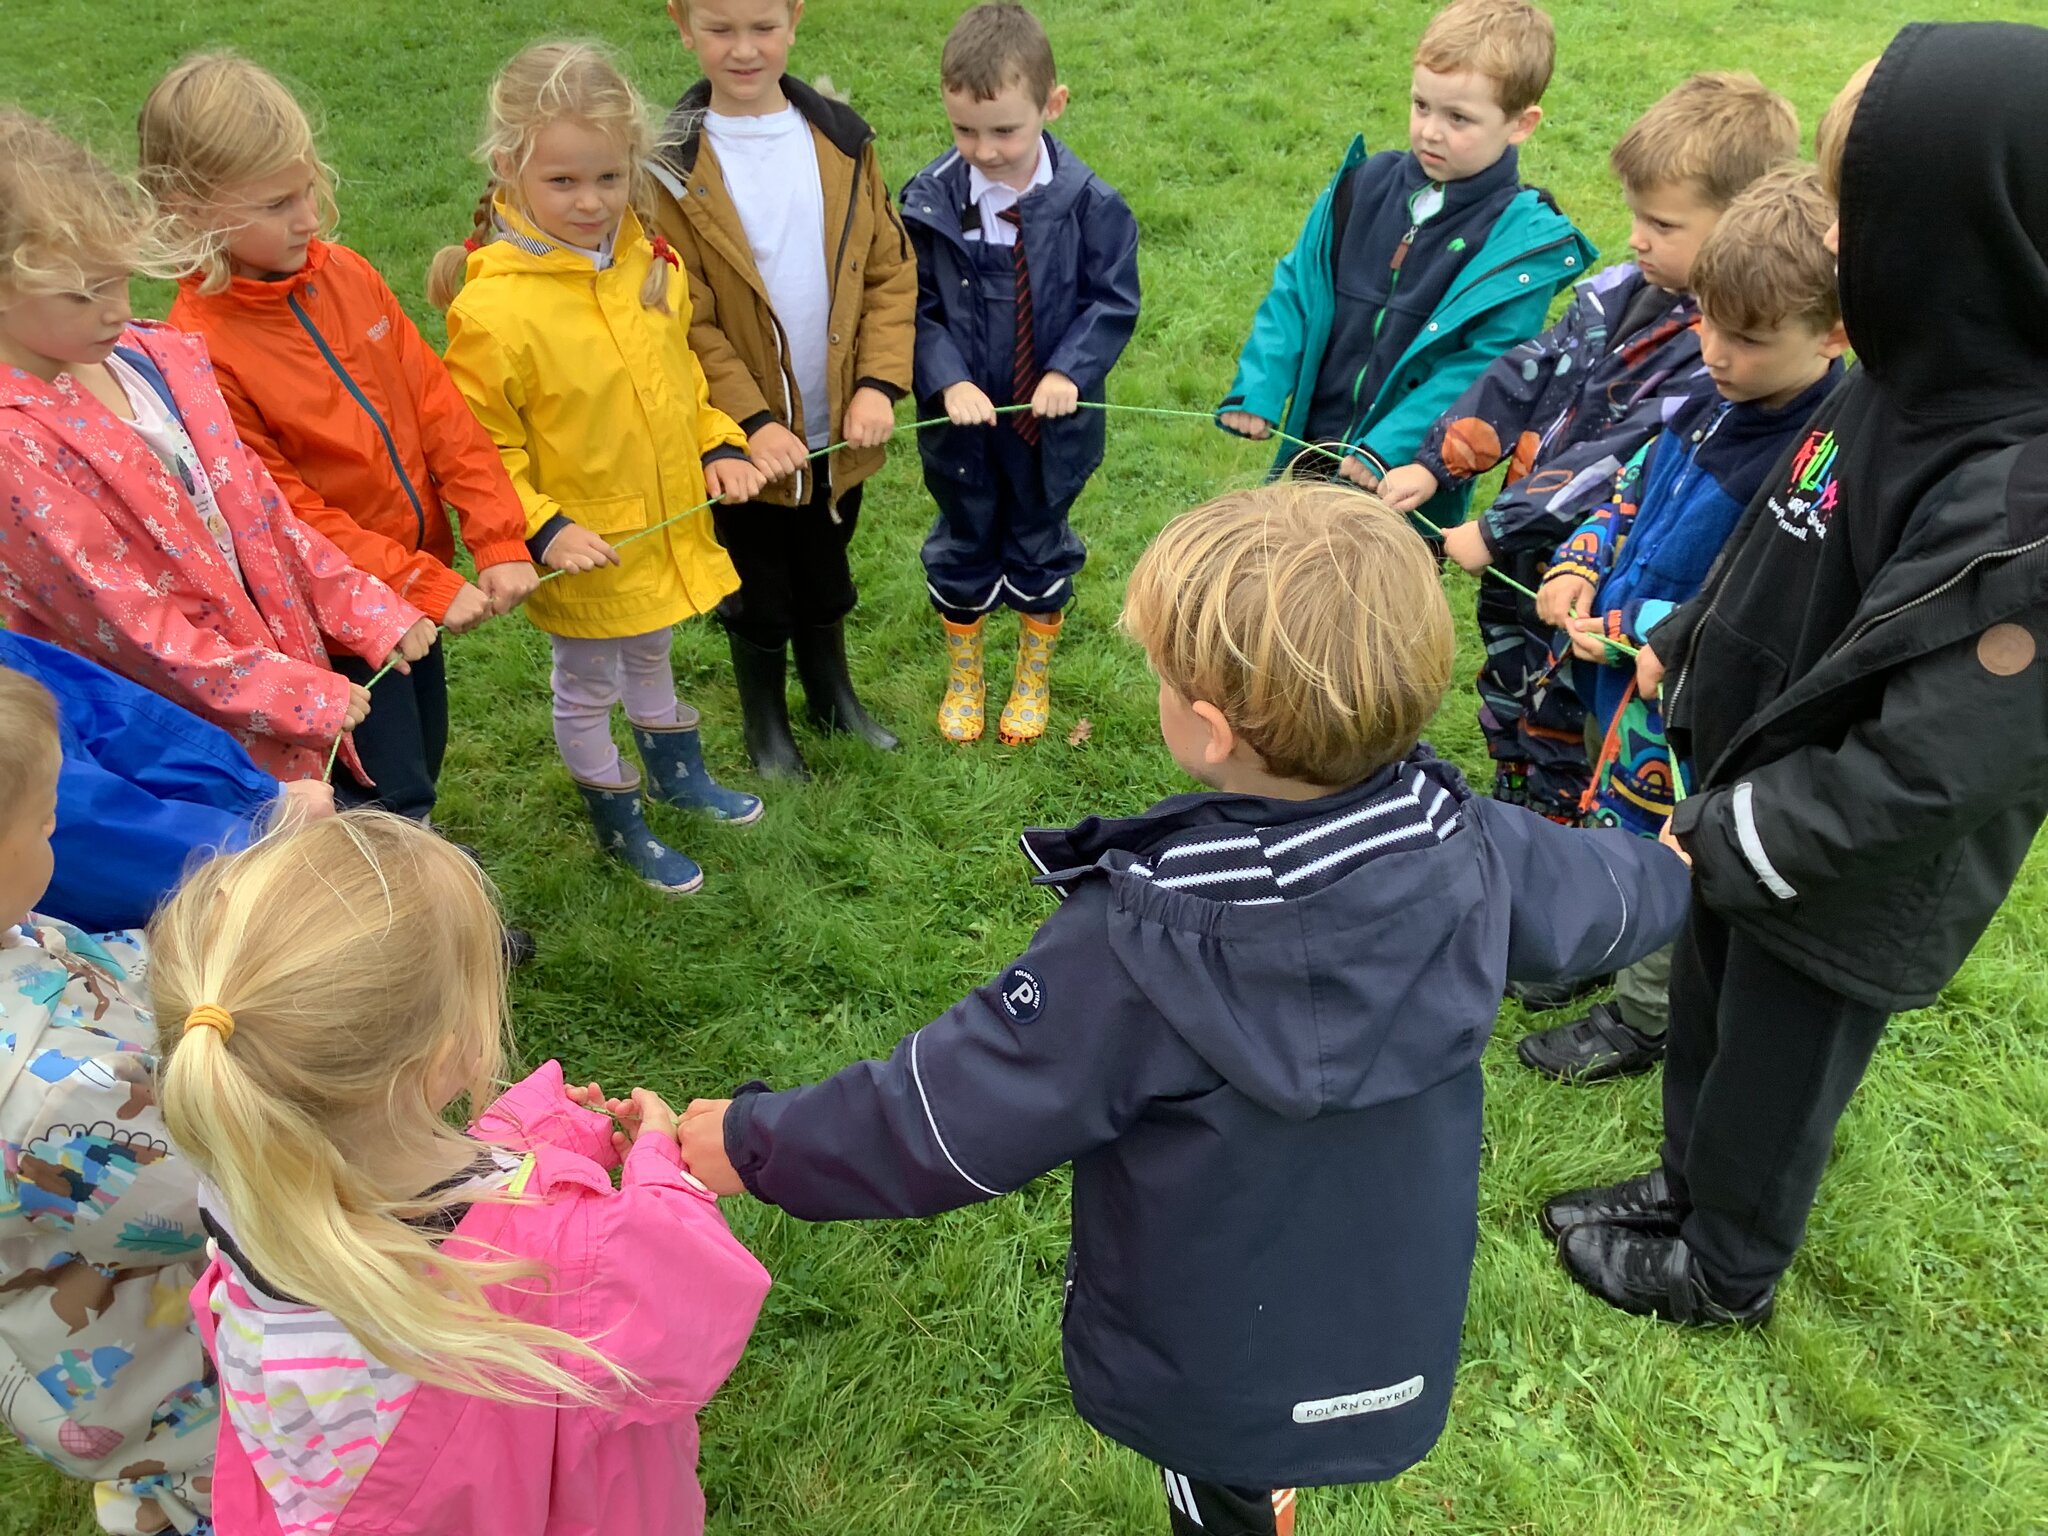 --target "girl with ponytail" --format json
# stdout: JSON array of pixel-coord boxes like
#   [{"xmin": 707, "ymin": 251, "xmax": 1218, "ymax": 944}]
[
  {"xmin": 151, "ymin": 810, "xmax": 770, "ymax": 1535},
  {"xmin": 430, "ymin": 40, "xmax": 771, "ymax": 894}
]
